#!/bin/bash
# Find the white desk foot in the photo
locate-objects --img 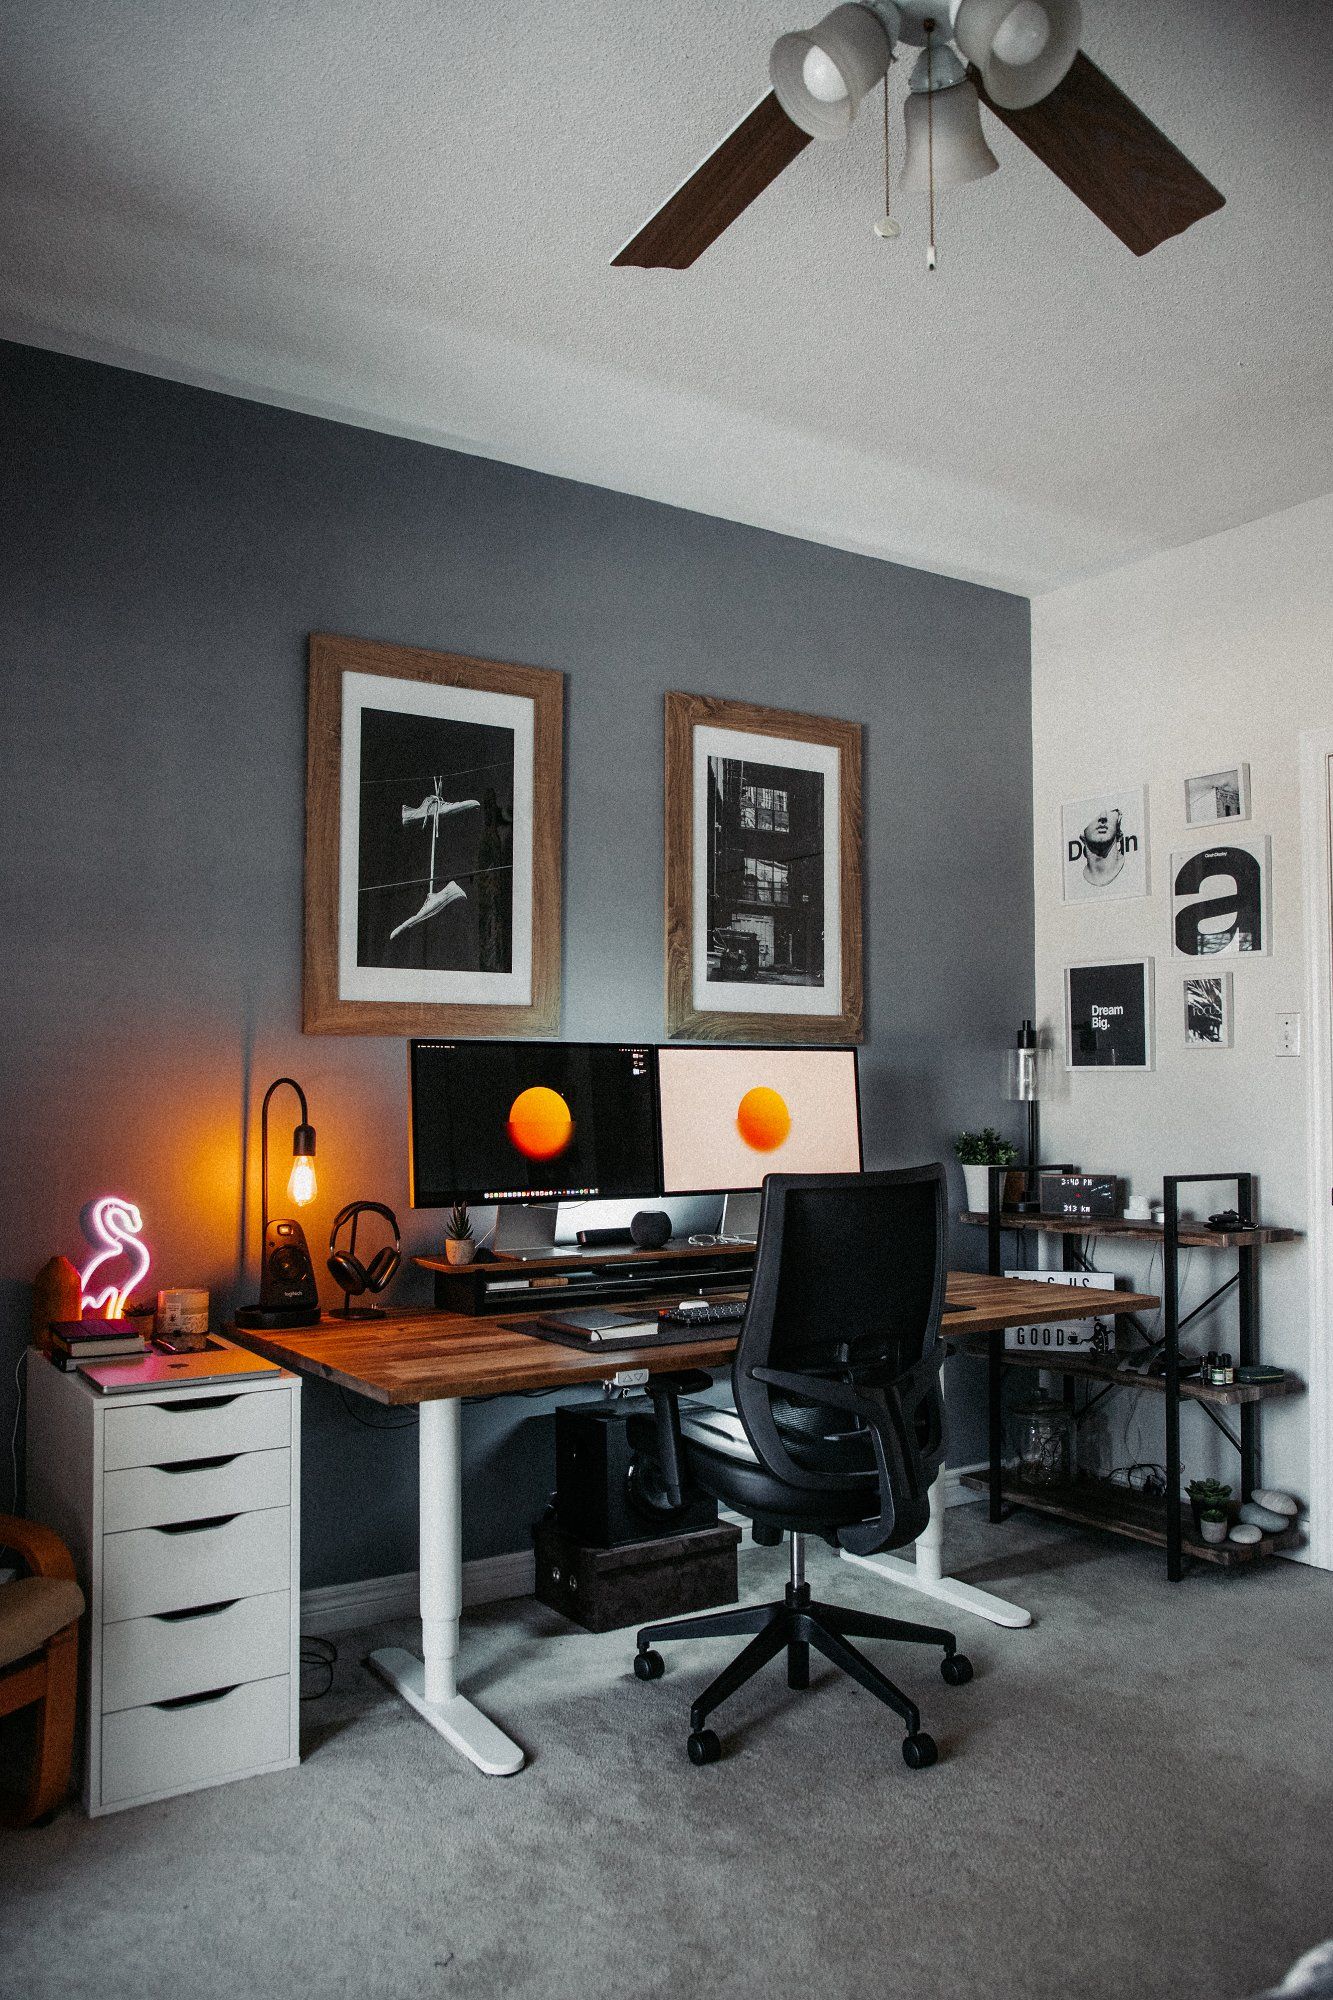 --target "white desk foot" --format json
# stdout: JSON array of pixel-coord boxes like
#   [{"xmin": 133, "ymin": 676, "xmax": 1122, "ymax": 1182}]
[
  {"xmin": 368, "ymin": 1647, "xmax": 525, "ymax": 1776},
  {"xmin": 839, "ymin": 1551, "xmax": 1032, "ymax": 1628}
]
